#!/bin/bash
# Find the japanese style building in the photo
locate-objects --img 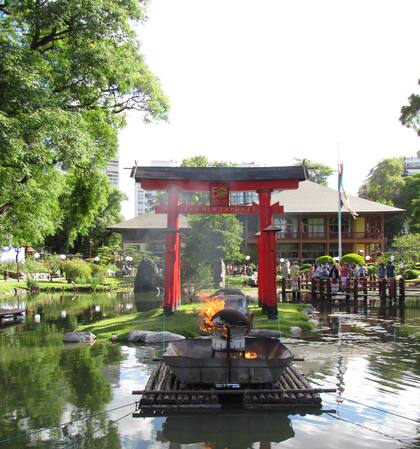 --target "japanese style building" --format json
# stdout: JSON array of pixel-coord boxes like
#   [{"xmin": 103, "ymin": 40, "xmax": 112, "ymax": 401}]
[{"xmin": 109, "ymin": 180, "xmax": 403, "ymax": 262}]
